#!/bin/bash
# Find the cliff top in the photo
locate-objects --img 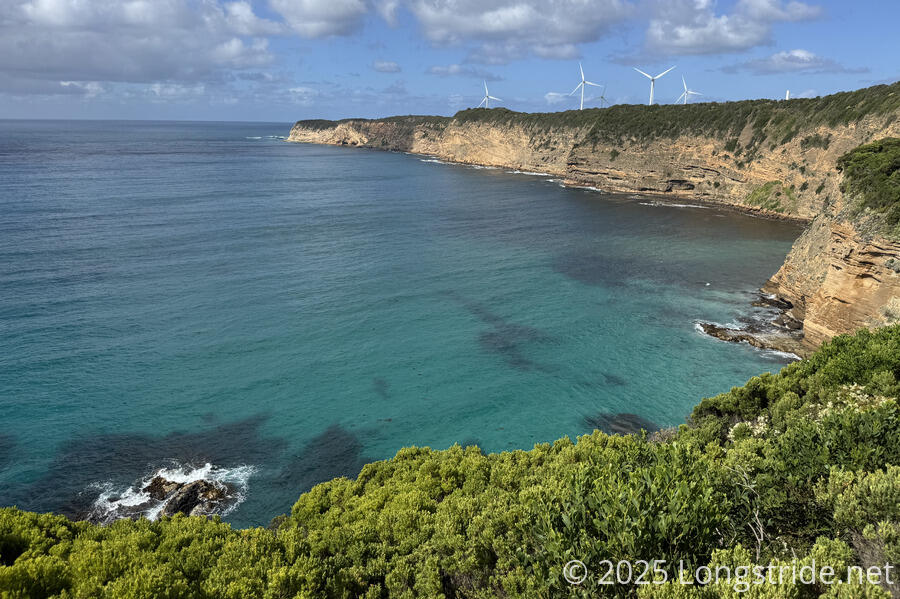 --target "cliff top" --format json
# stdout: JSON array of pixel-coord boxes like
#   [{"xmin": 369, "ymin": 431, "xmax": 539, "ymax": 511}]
[{"xmin": 296, "ymin": 81, "xmax": 900, "ymax": 148}]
